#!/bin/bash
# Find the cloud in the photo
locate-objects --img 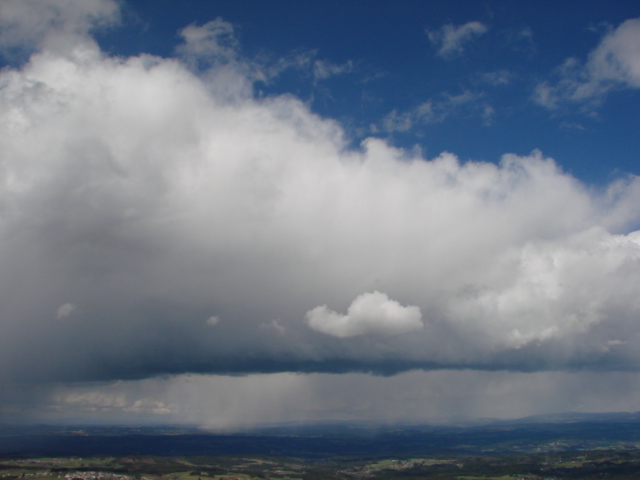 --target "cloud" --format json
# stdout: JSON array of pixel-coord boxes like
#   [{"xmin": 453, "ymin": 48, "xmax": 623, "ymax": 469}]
[
  {"xmin": 0, "ymin": 0, "xmax": 119, "ymax": 58},
  {"xmin": 587, "ymin": 18, "xmax": 640, "ymax": 87},
  {"xmin": 312, "ymin": 59, "xmax": 354, "ymax": 82},
  {"xmin": 381, "ymin": 90, "xmax": 492, "ymax": 131},
  {"xmin": 174, "ymin": 23, "xmax": 353, "ymax": 99},
  {"xmin": 306, "ymin": 291, "xmax": 423, "ymax": 338},
  {"xmin": 428, "ymin": 21, "xmax": 488, "ymax": 59},
  {"xmin": 177, "ymin": 18, "xmax": 239, "ymax": 66},
  {"xmin": 261, "ymin": 319, "xmax": 286, "ymax": 335},
  {"xmin": 3, "ymin": 2, "xmax": 640, "ymax": 405},
  {"xmin": 18, "ymin": 370, "xmax": 640, "ymax": 427},
  {"xmin": 504, "ymin": 26, "xmax": 535, "ymax": 54},
  {"xmin": 56, "ymin": 303, "xmax": 77, "ymax": 319},
  {"xmin": 49, "ymin": 383, "xmax": 177, "ymax": 417},
  {"xmin": 449, "ymin": 227, "xmax": 640, "ymax": 350},
  {"xmin": 481, "ymin": 70, "xmax": 515, "ymax": 86},
  {"xmin": 534, "ymin": 17, "xmax": 640, "ymax": 110}
]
